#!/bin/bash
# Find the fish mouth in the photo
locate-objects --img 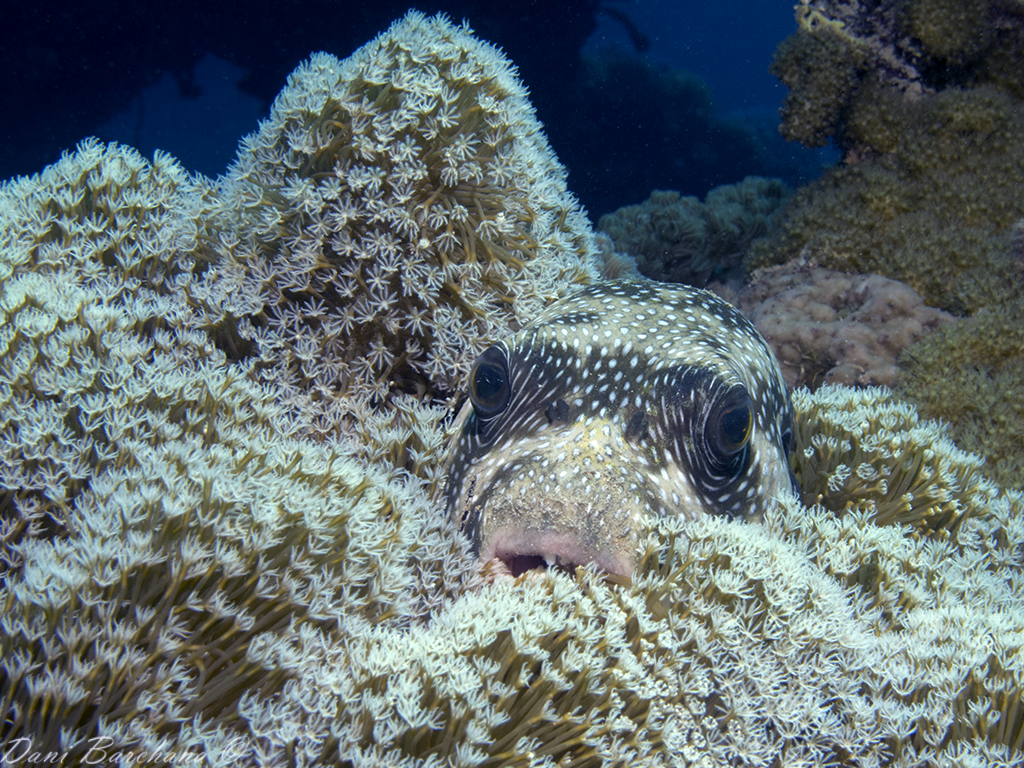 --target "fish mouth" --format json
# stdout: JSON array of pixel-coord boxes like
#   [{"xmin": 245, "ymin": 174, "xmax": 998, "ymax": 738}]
[{"xmin": 481, "ymin": 527, "xmax": 633, "ymax": 579}]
